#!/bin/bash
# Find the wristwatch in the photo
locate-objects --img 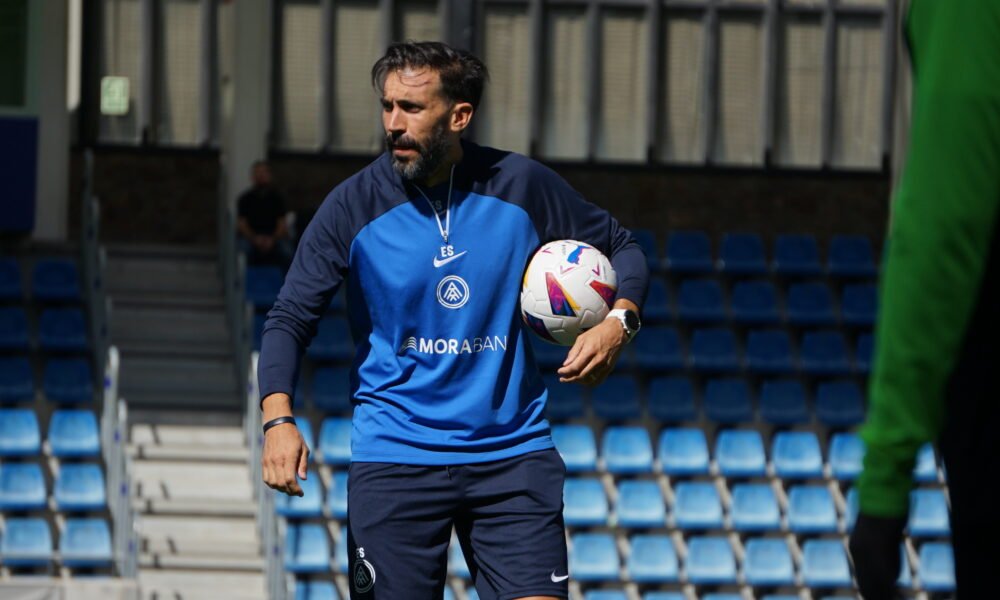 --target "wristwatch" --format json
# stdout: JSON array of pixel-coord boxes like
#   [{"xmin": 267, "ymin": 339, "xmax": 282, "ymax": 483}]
[{"xmin": 606, "ymin": 308, "xmax": 641, "ymax": 343}]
